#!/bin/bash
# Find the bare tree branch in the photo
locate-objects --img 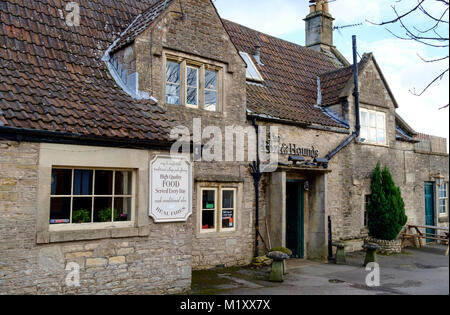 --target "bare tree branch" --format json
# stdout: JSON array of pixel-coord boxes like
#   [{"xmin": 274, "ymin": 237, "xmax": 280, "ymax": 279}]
[{"xmin": 410, "ymin": 68, "xmax": 449, "ymax": 96}]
